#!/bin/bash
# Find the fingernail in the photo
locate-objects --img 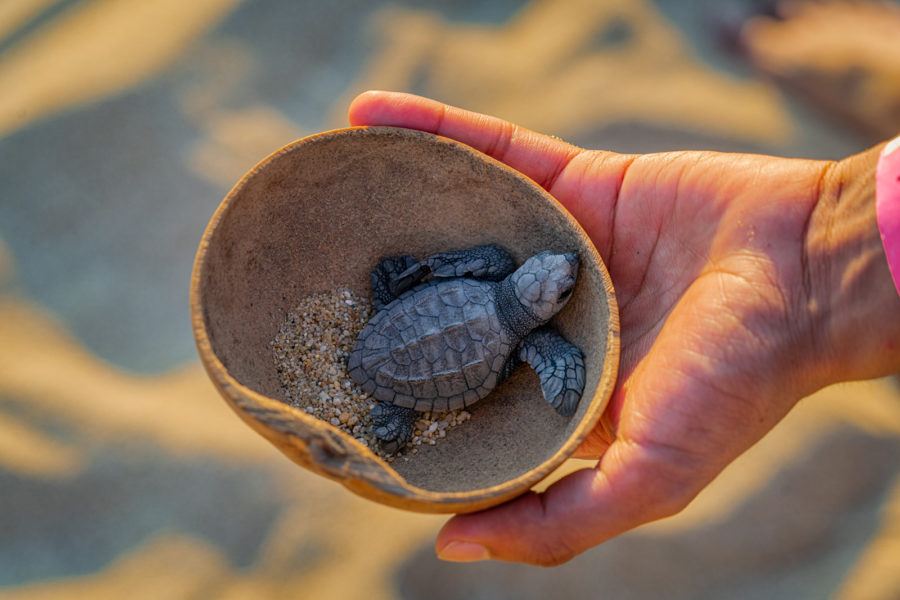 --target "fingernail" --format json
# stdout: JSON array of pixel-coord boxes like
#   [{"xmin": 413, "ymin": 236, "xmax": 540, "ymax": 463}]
[{"xmin": 437, "ymin": 541, "xmax": 491, "ymax": 562}]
